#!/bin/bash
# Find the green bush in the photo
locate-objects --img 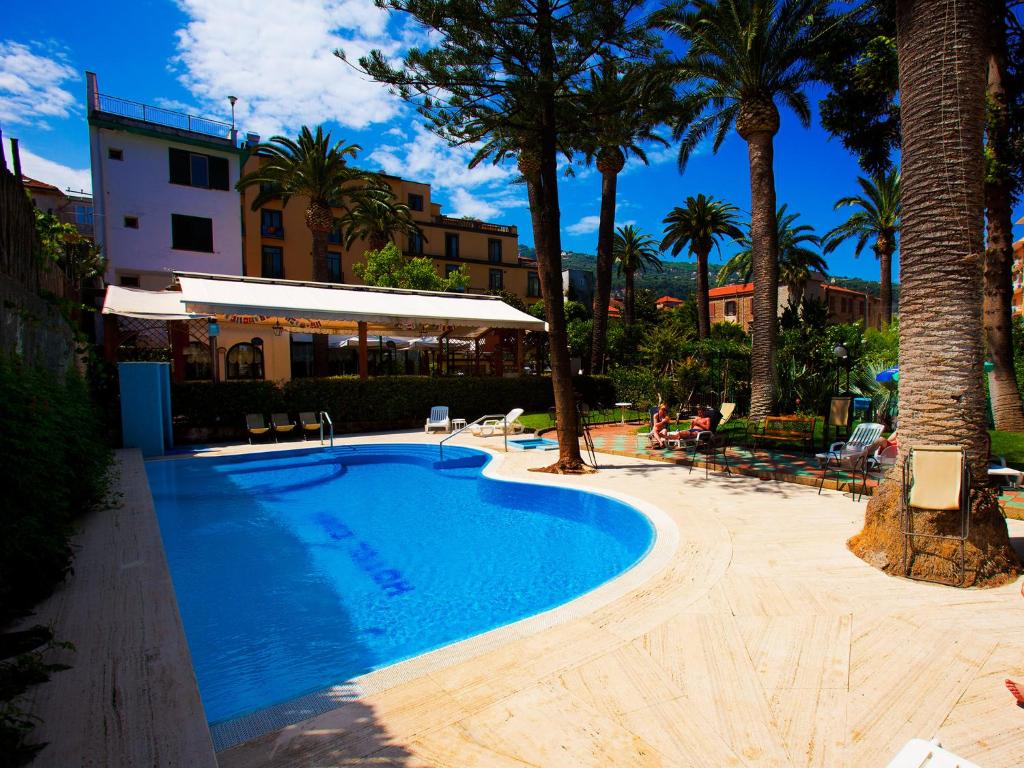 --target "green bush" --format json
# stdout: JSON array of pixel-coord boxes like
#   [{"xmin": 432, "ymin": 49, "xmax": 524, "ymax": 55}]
[
  {"xmin": 171, "ymin": 375, "xmax": 616, "ymax": 441},
  {"xmin": 607, "ymin": 367, "xmax": 671, "ymax": 412},
  {"xmin": 0, "ymin": 355, "xmax": 111, "ymax": 623}
]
